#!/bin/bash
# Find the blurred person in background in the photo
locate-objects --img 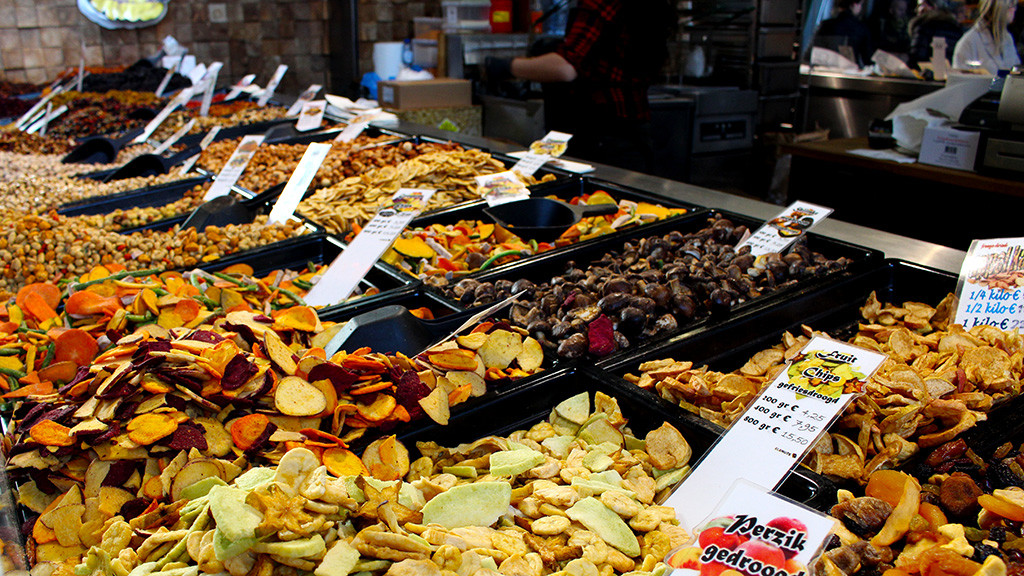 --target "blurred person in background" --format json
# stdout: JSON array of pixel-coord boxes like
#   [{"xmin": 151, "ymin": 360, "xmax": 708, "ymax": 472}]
[
  {"xmin": 953, "ymin": 0, "xmax": 1020, "ymax": 73},
  {"xmin": 815, "ymin": 0, "xmax": 875, "ymax": 67},
  {"xmin": 871, "ymin": 0, "xmax": 912, "ymax": 59},
  {"xmin": 485, "ymin": 0, "xmax": 676, "ymax": 172},
  {"xmin": 907, "ymin": 0, "xmax": 964, "ymax": 68}
]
